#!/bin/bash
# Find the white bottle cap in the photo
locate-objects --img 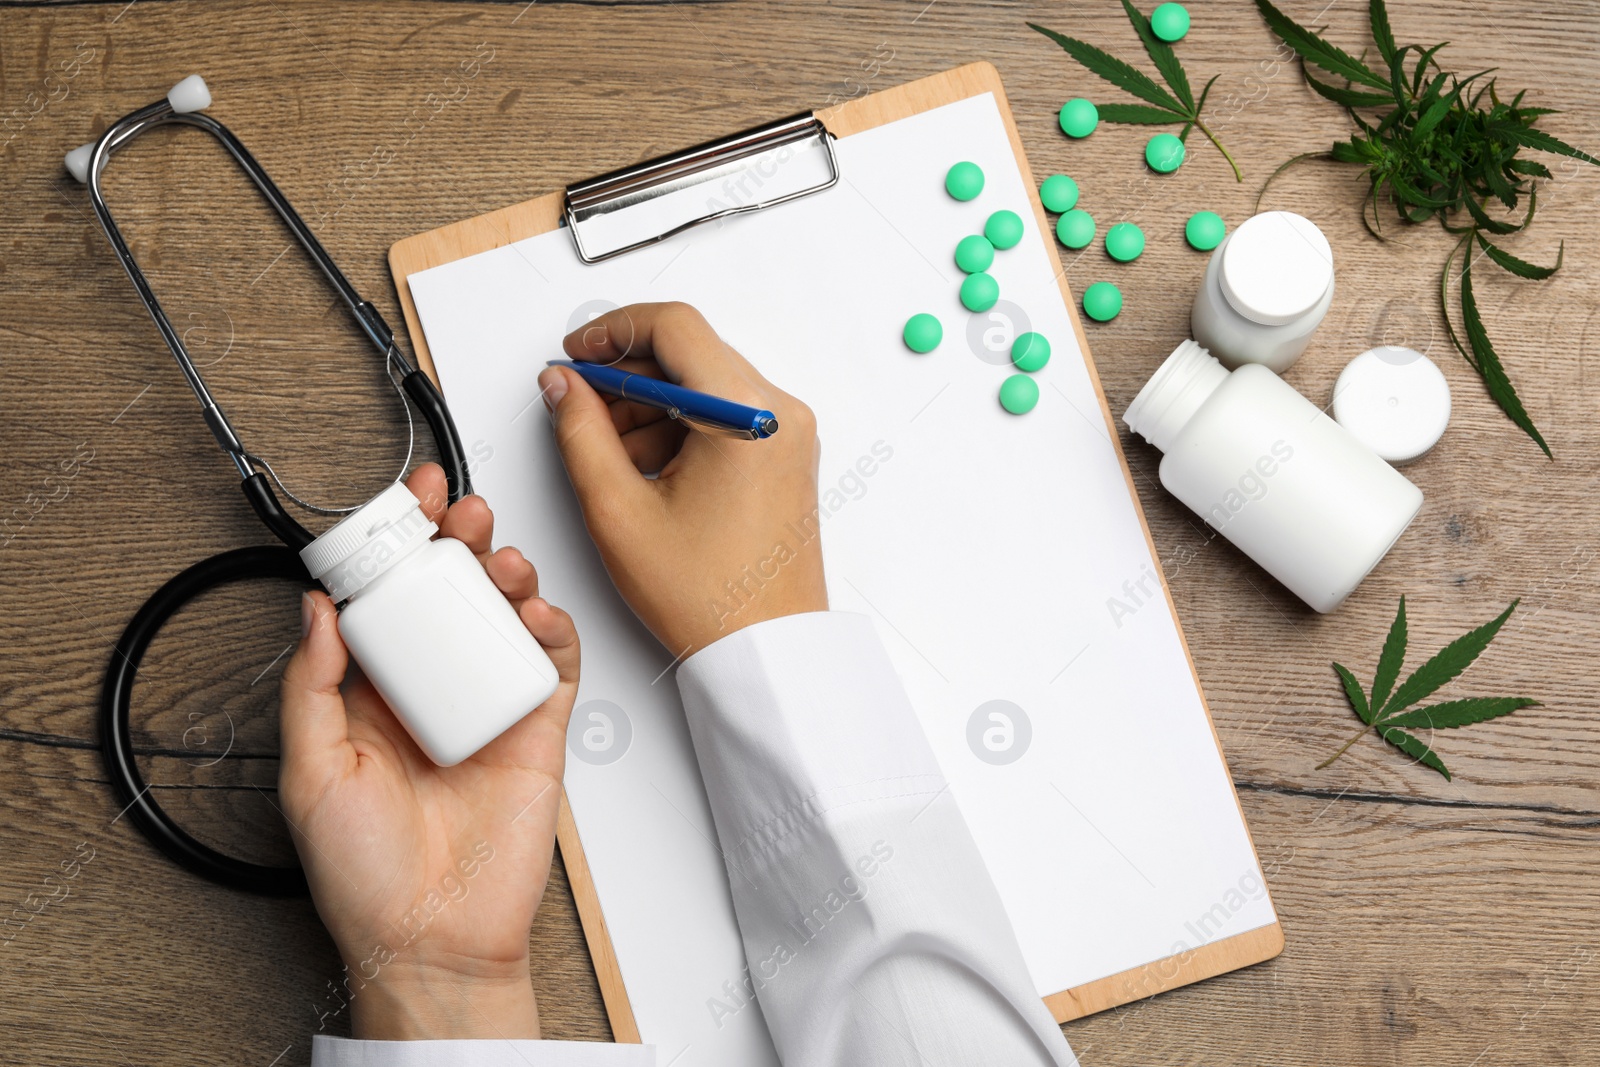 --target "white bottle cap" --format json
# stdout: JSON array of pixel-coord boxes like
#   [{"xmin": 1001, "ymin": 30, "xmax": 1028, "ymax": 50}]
[
  {"xmin": 1332, "ymin": 346, "xmax": 1451, "ymax": 465},
  {"xmin": 300, "ymin": 482, "xmax": 439, "ymax": 601},
  {"xmin": 1219, "ymin": 211, "xmax": 1334, "ymax": 326},
  {"xmin": 1124, "ymin": 339, "xmax": 1231, "ymax": 454}
]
